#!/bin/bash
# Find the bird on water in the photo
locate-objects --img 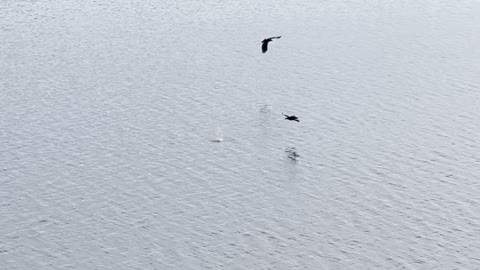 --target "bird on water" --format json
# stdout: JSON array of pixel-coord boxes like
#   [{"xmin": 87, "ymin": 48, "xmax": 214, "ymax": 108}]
[
  {"xmin": 283, "ymin": 113, "xmax": 300, "ymax": 122},
  {"xmin": 261, "ymin": 36, "xmax": 281, "ymax": 53}
]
